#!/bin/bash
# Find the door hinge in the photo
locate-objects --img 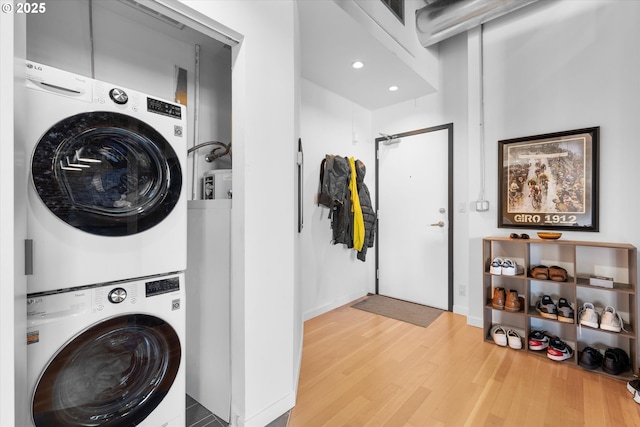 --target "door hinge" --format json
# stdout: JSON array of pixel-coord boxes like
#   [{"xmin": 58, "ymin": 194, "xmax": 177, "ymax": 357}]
[
  {"xmin": 25, "ymin": 239, "xmax": 33, "ymax": 275},
  {"xmin": 376, "ymin": 269, "xmax": 379, "ymax": 280}
]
